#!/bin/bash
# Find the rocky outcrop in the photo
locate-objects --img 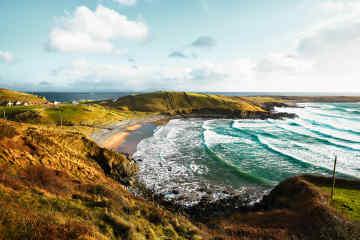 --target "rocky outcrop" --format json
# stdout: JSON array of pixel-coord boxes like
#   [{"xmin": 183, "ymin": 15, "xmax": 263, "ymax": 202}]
[
  {"xmin": 84, "ymin": 141, "xmax": 138, "ymax": 185},
  {"xmin": 183, "ymin": 108, "xmax": 297, "ymax": 120},
  {"xmin": 261, "ymin": 102, "xmax": 291, "ymax": 111}
]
